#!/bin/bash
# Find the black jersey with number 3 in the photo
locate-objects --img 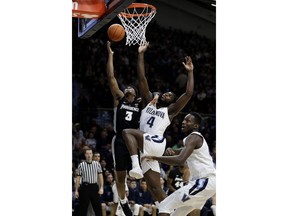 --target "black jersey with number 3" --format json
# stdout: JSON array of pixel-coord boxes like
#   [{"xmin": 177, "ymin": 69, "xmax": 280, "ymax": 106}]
[{"xmin": 114, "ymin": 97, "xmax": 142, "ymax": 133}]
